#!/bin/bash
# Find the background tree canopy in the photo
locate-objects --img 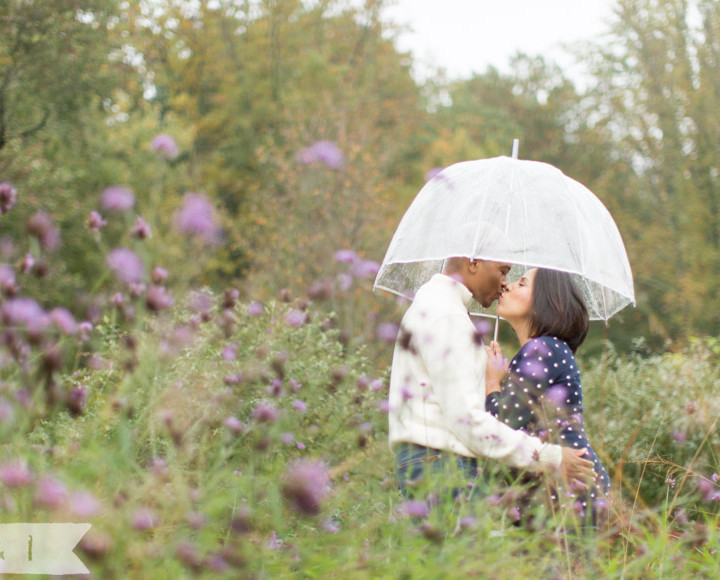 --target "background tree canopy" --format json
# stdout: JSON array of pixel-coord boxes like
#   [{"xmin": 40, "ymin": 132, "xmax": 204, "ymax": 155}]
[{"xmin": 2, "ymin": 0, "xmax": 718, "ymax": 353}]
